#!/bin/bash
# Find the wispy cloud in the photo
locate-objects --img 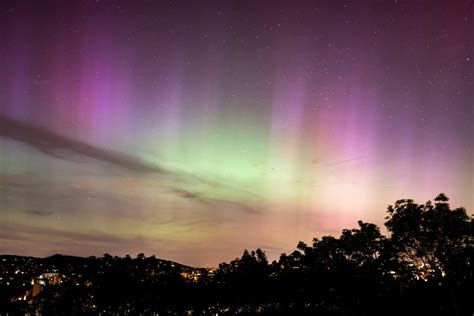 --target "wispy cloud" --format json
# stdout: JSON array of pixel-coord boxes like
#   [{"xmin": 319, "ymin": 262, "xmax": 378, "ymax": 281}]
[
  {"xmin": 0, "ymin": 116, "xmax": 164, "ymax": 173},
  {"xmin": 0, "ymin": 222, "xmax": 135, "ymax": 245},
  {"xmin": 169, "ymin": 187, "xmax": 258, "ymax": 213},
  {"xmin": 24, "ymin": 209, "xmax": 54, "ymax": 216}
]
